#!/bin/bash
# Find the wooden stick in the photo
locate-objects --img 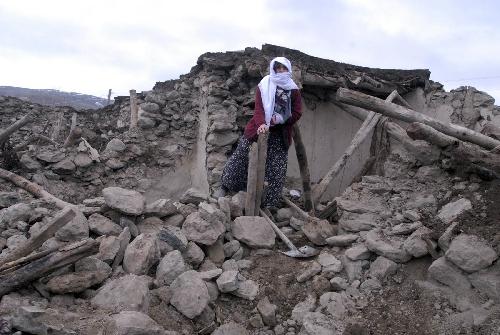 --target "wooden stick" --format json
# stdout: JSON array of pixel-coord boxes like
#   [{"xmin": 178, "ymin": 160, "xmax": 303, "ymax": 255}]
[
  {"xmin": 255, "ymin": 132, "xmax": 269, "ymax": 211},
  {"xmin": 312, "ymin": 90, "xmax": 398, "ymax": 201},
  {"xmin": 282, "ymin": 197, "xmax": 313, "ymax": 221},
  {"xmin": 336, "ymin": 88, "xmax": 500, "ymax": 150},
  {"xmin": 51, "ymin": 112, "xmax": 65, "ymax": 141},
  {"xmin": 14, "ymin": 134, "xmax": 59, "ymax": 152},
  {"xmin": 292, "ymin": 124, "xmax": 314, "ymax": 214},
  {"xmin": 0, "ymin": 239, "xmax": 98, "ymax": 297},
  {"xmin": 129, "ymin": 89, "xmax": 138, "ymax": 130},
  {"xmin": 63, "ymin": 113, "xmax": 81, "ymax": 147},
  {"xmin": 0, "ymin": 167, "xmax": 75, "ymax": 209},
  {"xmin": 245, "ymin": 142, "xmax": 259, "ymax": 215},
  {"xmin": 0, "ymin": 207, "xmax": 75, "ymax": 266},
  {"xmin": 0, "ymin": 246, "xmax": 60, "ymax": 274},
  {"xmin": 0, "ymin": 112, "xmax": 35, "ymax": 145}
]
